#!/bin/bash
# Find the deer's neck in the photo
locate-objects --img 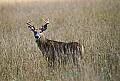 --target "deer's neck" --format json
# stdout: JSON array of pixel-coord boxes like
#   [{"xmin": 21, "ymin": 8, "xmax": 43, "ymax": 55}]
[
  {"xmin": 35, "ymin": 36, "xmax": 50, "ymax": 57},
  {"xmin": 36, "ymin": 34, "xmax": 48, "ymax": 43}
]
